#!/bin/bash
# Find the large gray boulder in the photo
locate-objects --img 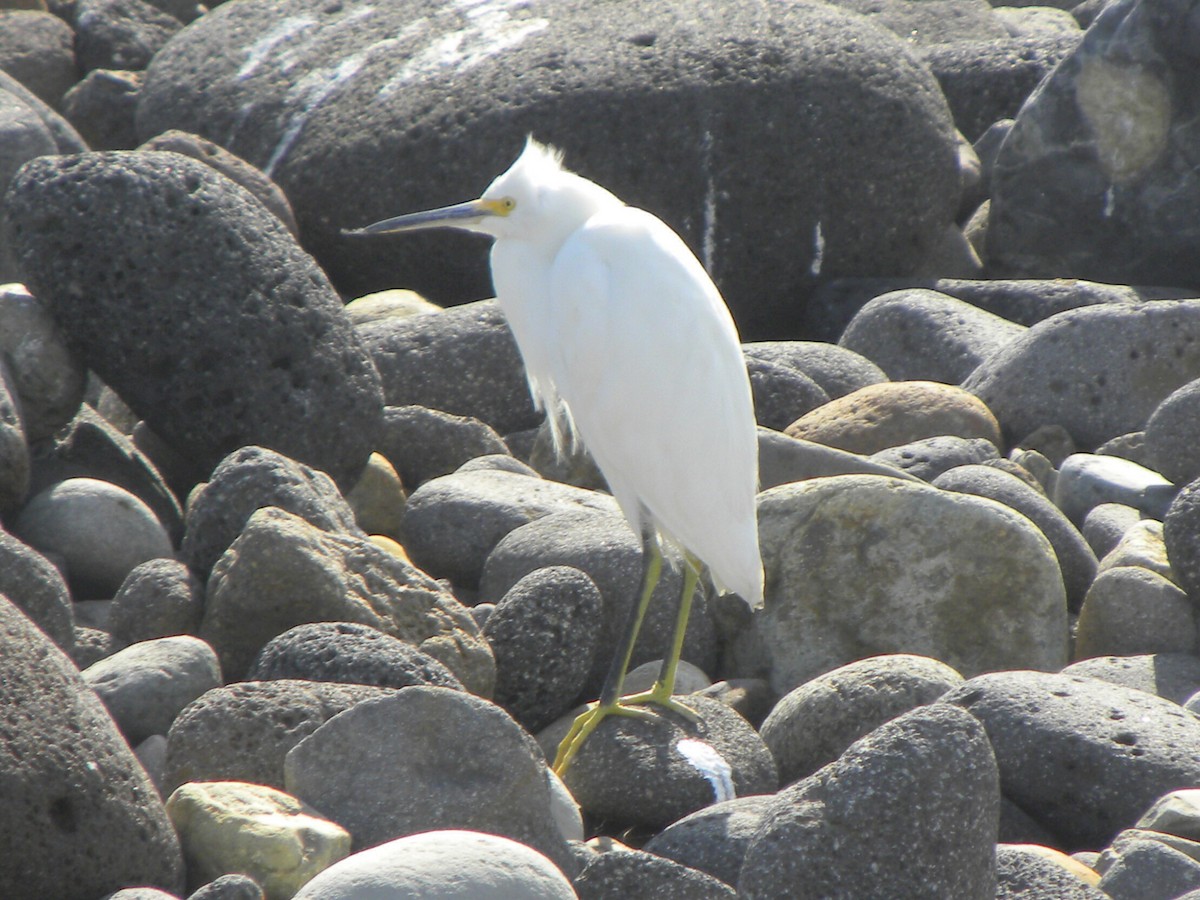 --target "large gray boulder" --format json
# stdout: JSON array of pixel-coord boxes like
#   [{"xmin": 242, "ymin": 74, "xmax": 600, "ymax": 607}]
[
  {"xmin": 136, "ymin": 0, "xmax": 962, "ymax": 338},
  {"xmin": 987, "ymin": 0, "xmax": 1200, "ymax": 285}
]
